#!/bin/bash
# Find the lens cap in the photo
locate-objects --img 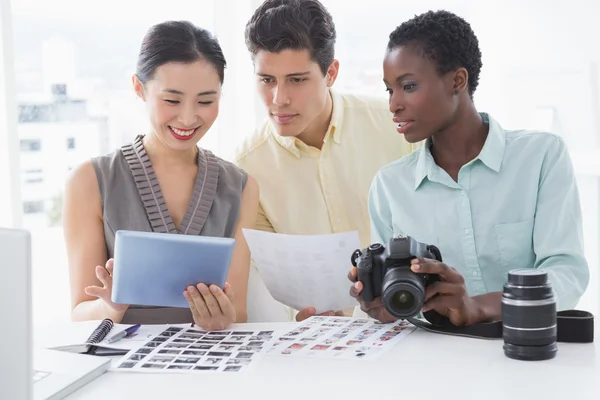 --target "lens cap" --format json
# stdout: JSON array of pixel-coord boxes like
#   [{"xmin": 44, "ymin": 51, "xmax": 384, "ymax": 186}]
[{"xmin": 507, "ymin": 269, "xmax": 548, "ymax": 287}]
